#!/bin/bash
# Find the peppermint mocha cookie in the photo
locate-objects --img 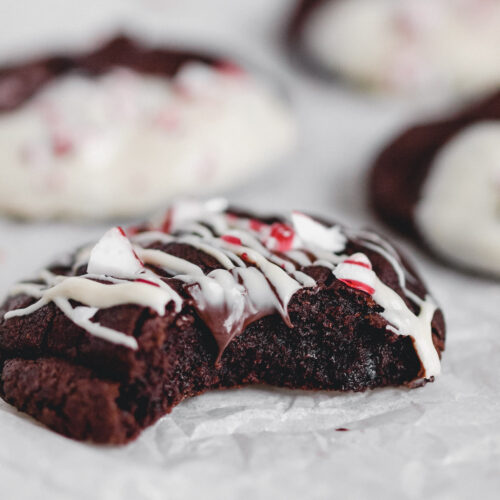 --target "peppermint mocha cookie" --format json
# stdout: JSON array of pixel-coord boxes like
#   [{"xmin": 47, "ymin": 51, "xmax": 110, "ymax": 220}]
[
  {"xmin": 371, "ymin": 91, "xmax": 500, "ymax": 276},
  {"xmin": 0, "ymin": 199, "xmax": 445, "ymax": 443},
  {"xmin": 289, "ymin": 0, "xmax": 500, "ymax": 95},
  {"xmin": 0, "ymin": 37, "xmax": 295, "ymax": 219}
]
